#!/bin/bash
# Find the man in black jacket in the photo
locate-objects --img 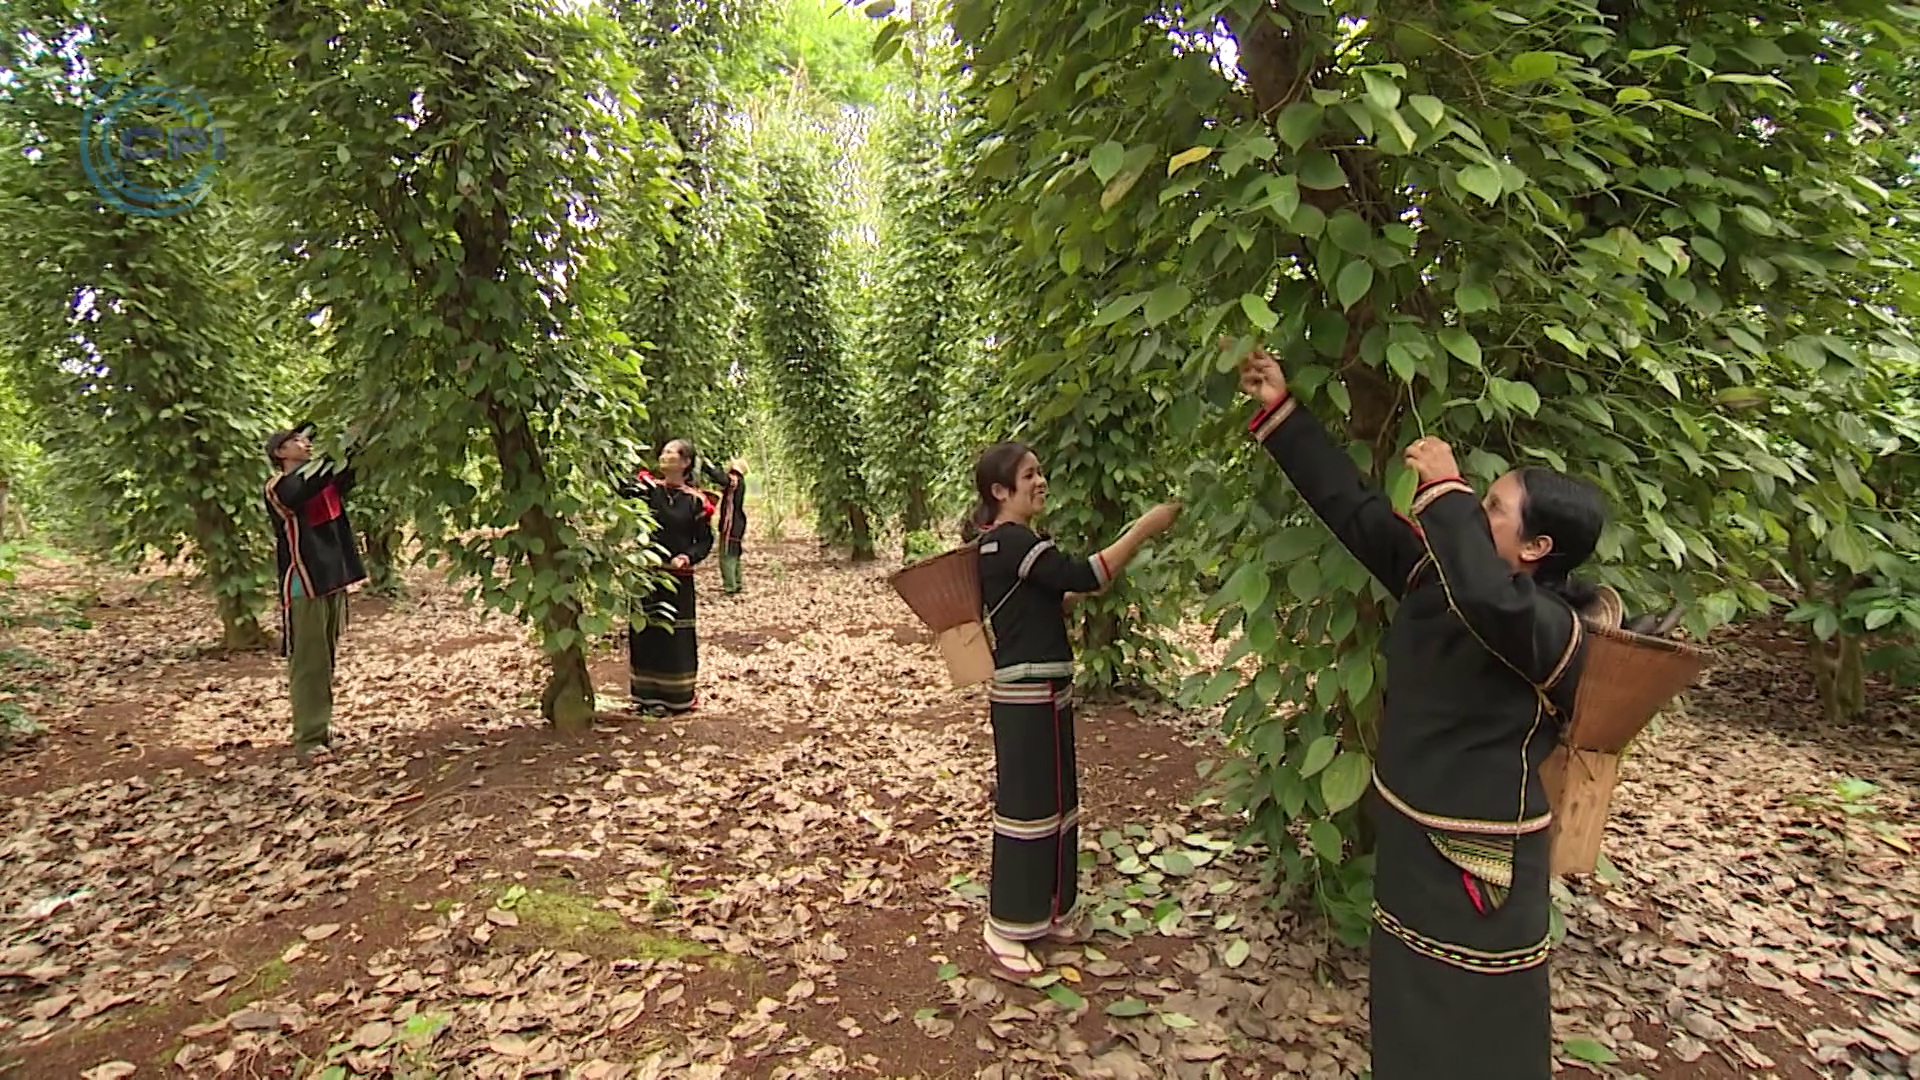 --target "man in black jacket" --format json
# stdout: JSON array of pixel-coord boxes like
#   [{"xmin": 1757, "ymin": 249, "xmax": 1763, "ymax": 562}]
[{"xmin": 263, "ymin": 422, "xmax": 367, "ymax": 764}]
